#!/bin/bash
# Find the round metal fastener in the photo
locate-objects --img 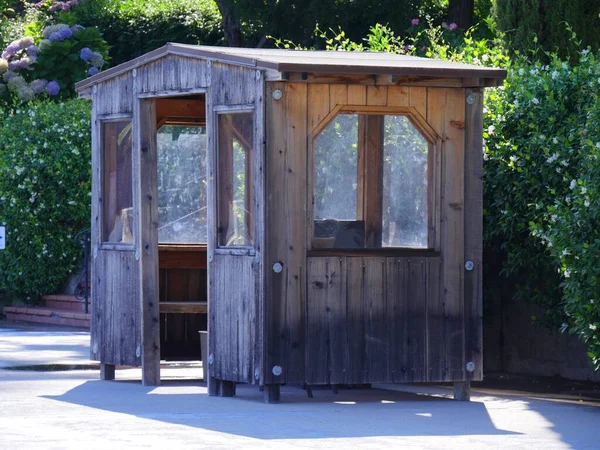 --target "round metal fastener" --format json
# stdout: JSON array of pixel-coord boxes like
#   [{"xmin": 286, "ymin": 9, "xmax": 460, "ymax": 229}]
[
  {"xmin": 92, "ymin": 85, "xmax": 97, "ymax": 94},
  {"xmin": 136, "ymin": 346, "xmax": 141, "ymax": 358},
  {"xmin": 135, "ymin": 250, "xmax": 140, "ymax": 261},
  {"xmin": 254, "ymin": 369, "xmax": 261, "ymax": 380},
  {"xmin": 132, "ymin": 68, "xmax": 137, "ymax": 78},
  {"xmin": 255, "ymin": 70, "xmax": 261, "ymax": 80},
  {"xmin": 466, "ymin": 94, "xmax": 476, "ymax": 105},
  {"xmin": 208, "ymin": 253, "xmax": 214, "ymax": 263},
  {"xmin": 466, "ymin": 361, "xmax": 475, "ymax": 372},
  {"xmin": 272, "ymin": 89, "xmax": 283, "ymax": 100},
  {"xmin": 208, "ymin": 353, "xmax": 214, "ymax": 365},
  {"xmin": 272, "ymin": 365, "xmax": 282, "ymax": 376},
  {"xmin": 272, "ymin": 262, "xmax": 283, "ymax": 273},
  {"xmin": 465, "ymin": 260, "xmax": 474, "ymax": 271},
  {"xmin": 92, "ymin": 342, "xmax": 98, "ymax": 354}
]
